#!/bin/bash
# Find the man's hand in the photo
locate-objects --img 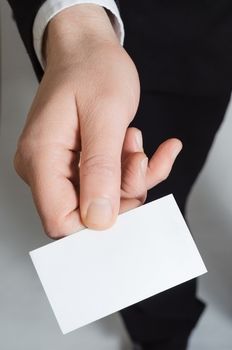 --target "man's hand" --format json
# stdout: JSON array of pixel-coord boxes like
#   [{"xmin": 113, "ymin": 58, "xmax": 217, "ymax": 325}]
[{"xmin": 14, "ymin": 4, "xmax": 182, "ymax": 238}]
